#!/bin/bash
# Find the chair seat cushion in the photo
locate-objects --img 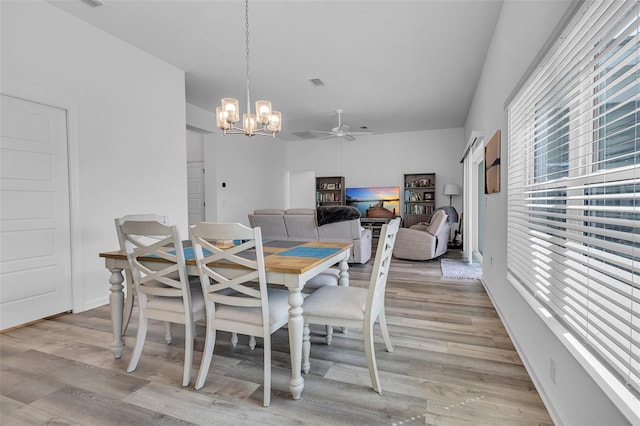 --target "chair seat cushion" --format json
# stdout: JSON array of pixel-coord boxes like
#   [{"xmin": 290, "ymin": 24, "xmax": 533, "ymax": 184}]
[
  {"xmin": 147, "ymin": 281, "xmax": 205, "ymax": 314},
  {"xmin": 303, "ymin": 286, "xmax": 367, "ymax": 321},
  {"xmin": 304, "ymin": 268, "xmax": 340, "ymax": 290},
  {"xmin": 216, "ymin": 288, "xmax": 290, "ymax": 326}
]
